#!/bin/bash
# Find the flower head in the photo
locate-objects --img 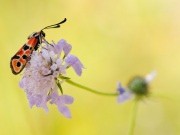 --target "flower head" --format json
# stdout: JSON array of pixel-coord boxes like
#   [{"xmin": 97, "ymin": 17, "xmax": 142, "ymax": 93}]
[
  {"xmin": 19, "ymin": 39, "xmax": 84, "ymax": 118},
  {"xmin": 117, "ymin": 71, "xmax": 156, "ymax": 103}
]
